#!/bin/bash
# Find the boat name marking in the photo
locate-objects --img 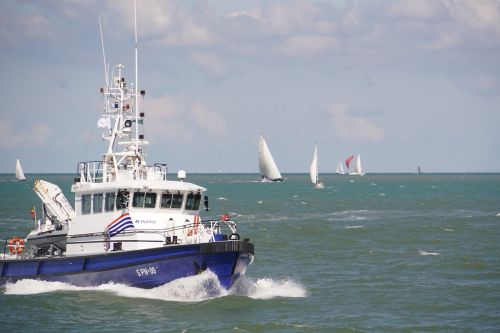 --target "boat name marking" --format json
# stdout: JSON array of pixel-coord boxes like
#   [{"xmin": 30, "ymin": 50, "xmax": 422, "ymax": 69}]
[
  {"xmin": 136, "ymin": 266, "xmax": 157, "ymax": 277},
  {"xmin": 135, "ymin": 219, "xmax": 157, "ymax": 224}
]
